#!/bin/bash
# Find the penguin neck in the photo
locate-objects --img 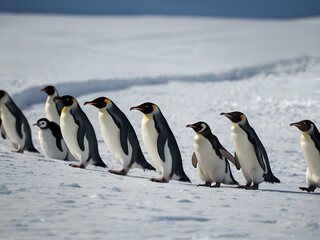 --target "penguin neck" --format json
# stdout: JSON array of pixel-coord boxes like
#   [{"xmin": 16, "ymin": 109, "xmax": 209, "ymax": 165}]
[
  {"xmin": 0, "ymin": 94, "xmax": 10, "ymax": 107},
  {"xmin": 62, "ymin": 103, "xmax": 77, "ymax": 114},
  {"xmin": 143, "ymin": 113, "xmax": 153, "ymax": 121},
  {"xmin": 99, "ymin": 107, "xmax": 109, "ymax": 117},
  {"xmin": 47, "ymin": 92, "xmax": 58, "ymax": 103},
  {"xmin": 302, "ymin": 132, "xmax": 309, "ymax": 138},
  {"xmin": 232, "ymin": 123, "xmax": 239, "ymax": 128}
]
